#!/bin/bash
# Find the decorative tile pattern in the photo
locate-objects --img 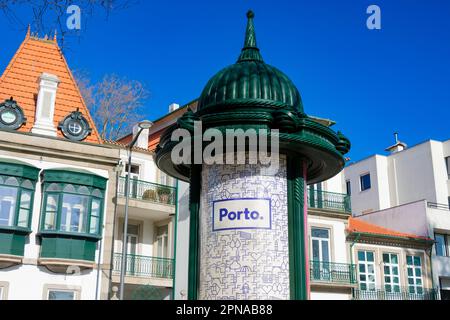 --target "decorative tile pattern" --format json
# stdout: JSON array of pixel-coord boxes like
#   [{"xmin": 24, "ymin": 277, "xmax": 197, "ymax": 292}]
[{"xmin": 199, "ymin": 156, "xmax": 289, "ymax": 299}]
